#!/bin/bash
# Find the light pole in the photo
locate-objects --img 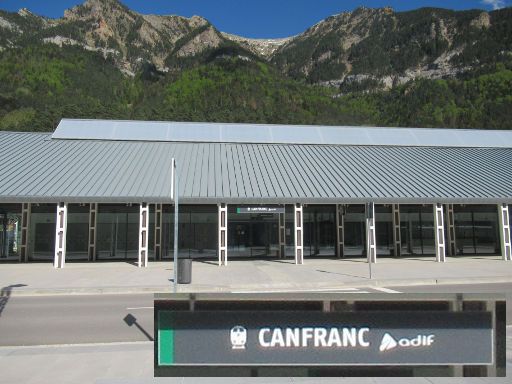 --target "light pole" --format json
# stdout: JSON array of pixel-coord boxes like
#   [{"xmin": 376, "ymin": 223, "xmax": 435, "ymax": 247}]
[{"xmin": 172, "ymin": 158, "xmax": 179, "ymax": 293}]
